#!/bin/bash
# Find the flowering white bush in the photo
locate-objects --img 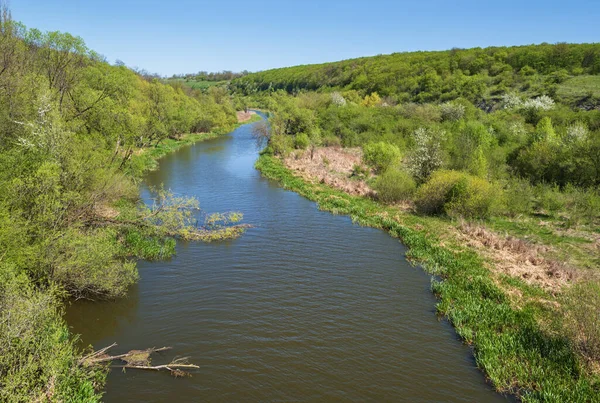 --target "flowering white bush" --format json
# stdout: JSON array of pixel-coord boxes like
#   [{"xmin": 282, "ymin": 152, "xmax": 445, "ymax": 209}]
[
  {"xmin": 331, "ymin": 92, "xmax": 347, "ymax": 107},
  {"xmin": 566, "ymin": 122, "xmax": 589, "ymax": 142},
  {"xmin": 440, "ymin": 102, "xmax": 465, "ymax": 121},
  {"xmin": 406, "ymin": 127, "xmax": 444, "ymax": 183},
  {"xmin": 523, "ymin": 95, "xmax": 555, "ymax": 111},
  {"xmin": 501, "ymin": 93, "xmax": 523, "ymax": 109},
  {"xmin": 507, "ymin": 121, "xmax": 527, "ymax": 138},
  {"xmin": 502, "ymin": 93, "xmax": 555, "ymax": 111}
]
